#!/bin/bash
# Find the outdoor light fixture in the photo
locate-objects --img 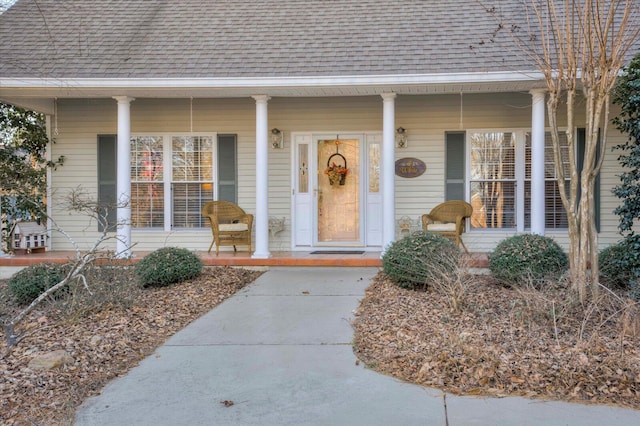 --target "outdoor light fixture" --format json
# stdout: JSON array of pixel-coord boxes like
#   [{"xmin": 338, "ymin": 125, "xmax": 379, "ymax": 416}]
[
  {"xmin": 396, "ymin": 127, "xmax": 408, "ymax": 148},
  {"xmin": 271, "ymin": 128, "xmax": 284, "ymax": 149}
]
